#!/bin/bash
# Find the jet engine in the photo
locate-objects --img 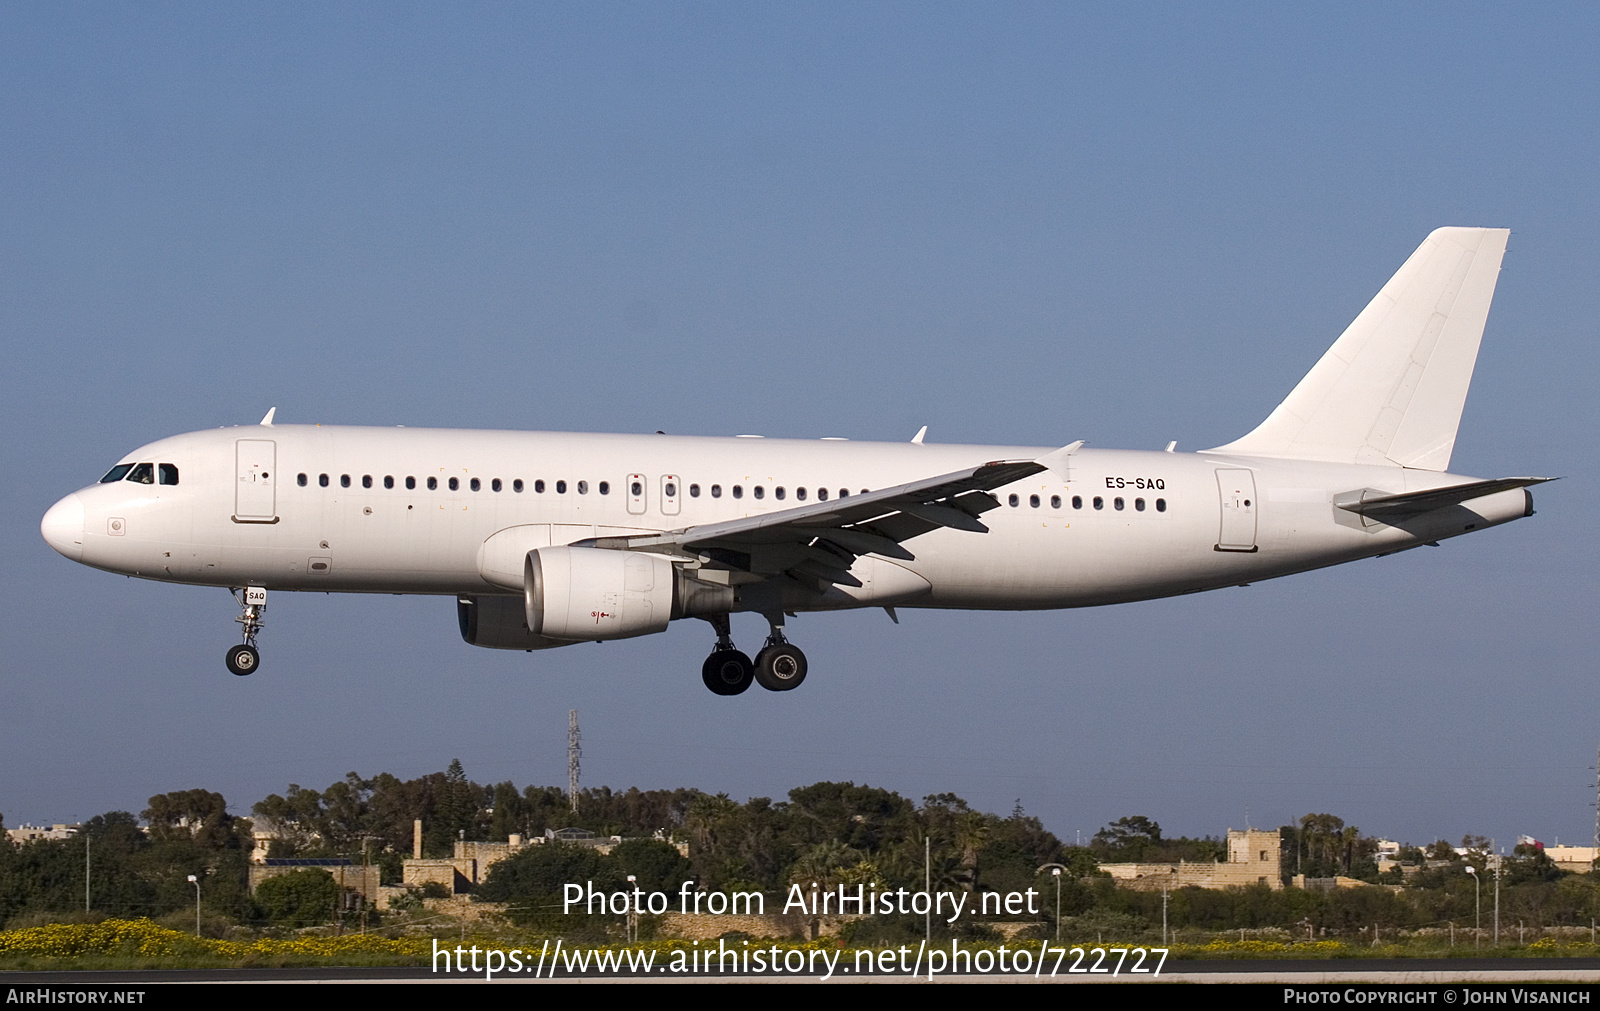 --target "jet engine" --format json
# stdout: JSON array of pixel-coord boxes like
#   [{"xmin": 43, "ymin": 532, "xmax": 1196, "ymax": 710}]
[{"xmin": 525, "ymin": 545, "xmax": 703, "ymax": 641}]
